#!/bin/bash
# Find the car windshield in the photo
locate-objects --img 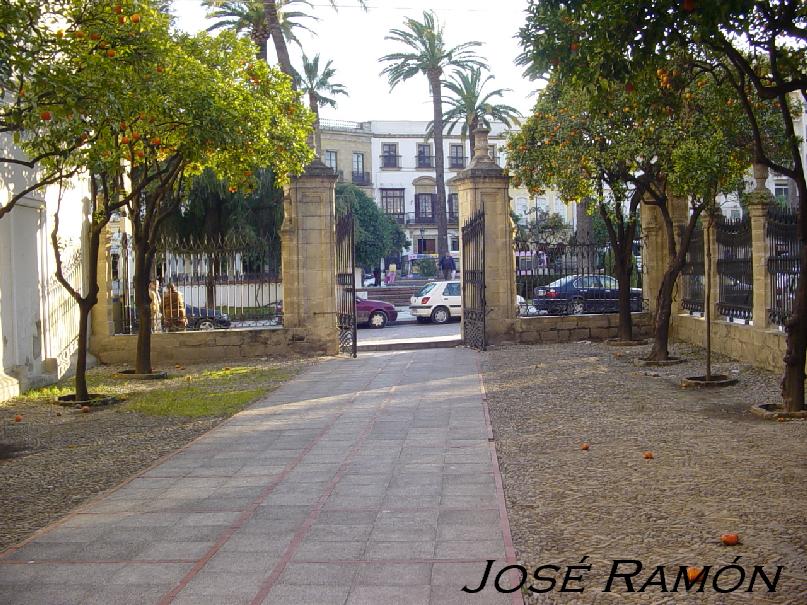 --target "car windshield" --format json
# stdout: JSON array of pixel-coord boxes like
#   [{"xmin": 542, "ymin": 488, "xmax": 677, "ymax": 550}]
[{"xmin": 416, "ymin": 283, "xmax": 438, "ymax": 297}]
